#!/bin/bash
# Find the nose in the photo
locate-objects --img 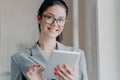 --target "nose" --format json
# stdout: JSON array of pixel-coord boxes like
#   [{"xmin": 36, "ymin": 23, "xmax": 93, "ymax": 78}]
[{"xmin": 52, "ymin": 20, "xmax": 58, "ymax": 27}]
